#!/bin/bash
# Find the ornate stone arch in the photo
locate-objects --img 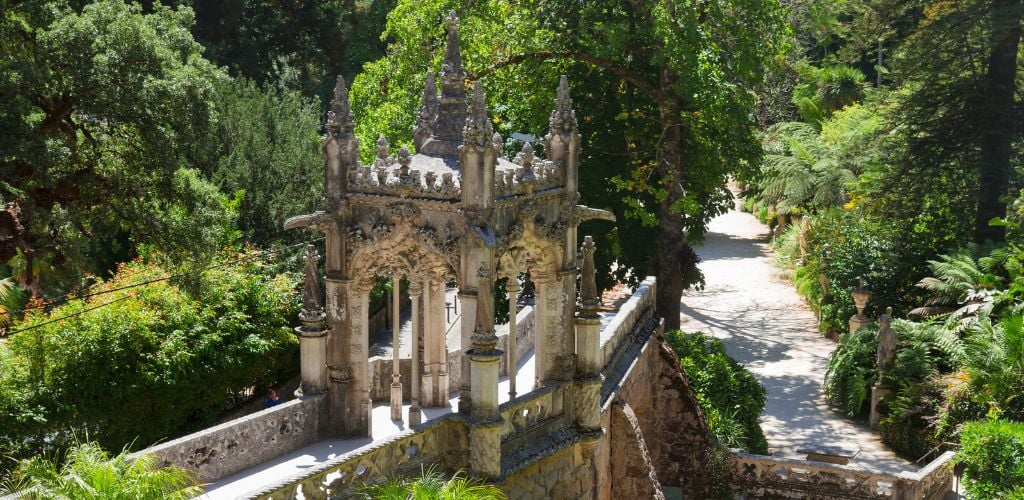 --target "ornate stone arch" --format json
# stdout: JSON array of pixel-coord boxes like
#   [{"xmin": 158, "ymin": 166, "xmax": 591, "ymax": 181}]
[
  {"xmin": 496, "ymin": 218, "xmax": 563, "ymax": 282},
  {"xmin": 347, "ymin": 202, "xmax": 459, "ymax": 284}
]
